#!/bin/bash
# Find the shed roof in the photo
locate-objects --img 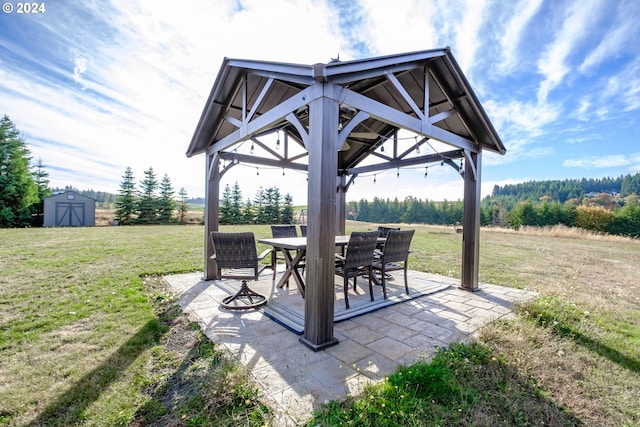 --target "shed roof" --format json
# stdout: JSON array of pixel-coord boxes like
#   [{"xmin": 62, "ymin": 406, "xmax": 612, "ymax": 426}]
[{"xmin": 187, "ymin": 47, "xmax": 505, "ymax": 171}]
